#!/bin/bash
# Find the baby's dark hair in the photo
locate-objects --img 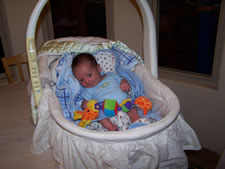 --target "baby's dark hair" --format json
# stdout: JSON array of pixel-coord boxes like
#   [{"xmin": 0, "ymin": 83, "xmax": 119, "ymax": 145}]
[{"xmin": 72, "ymin": 53, "xmax": 97, "ymax": 68}]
